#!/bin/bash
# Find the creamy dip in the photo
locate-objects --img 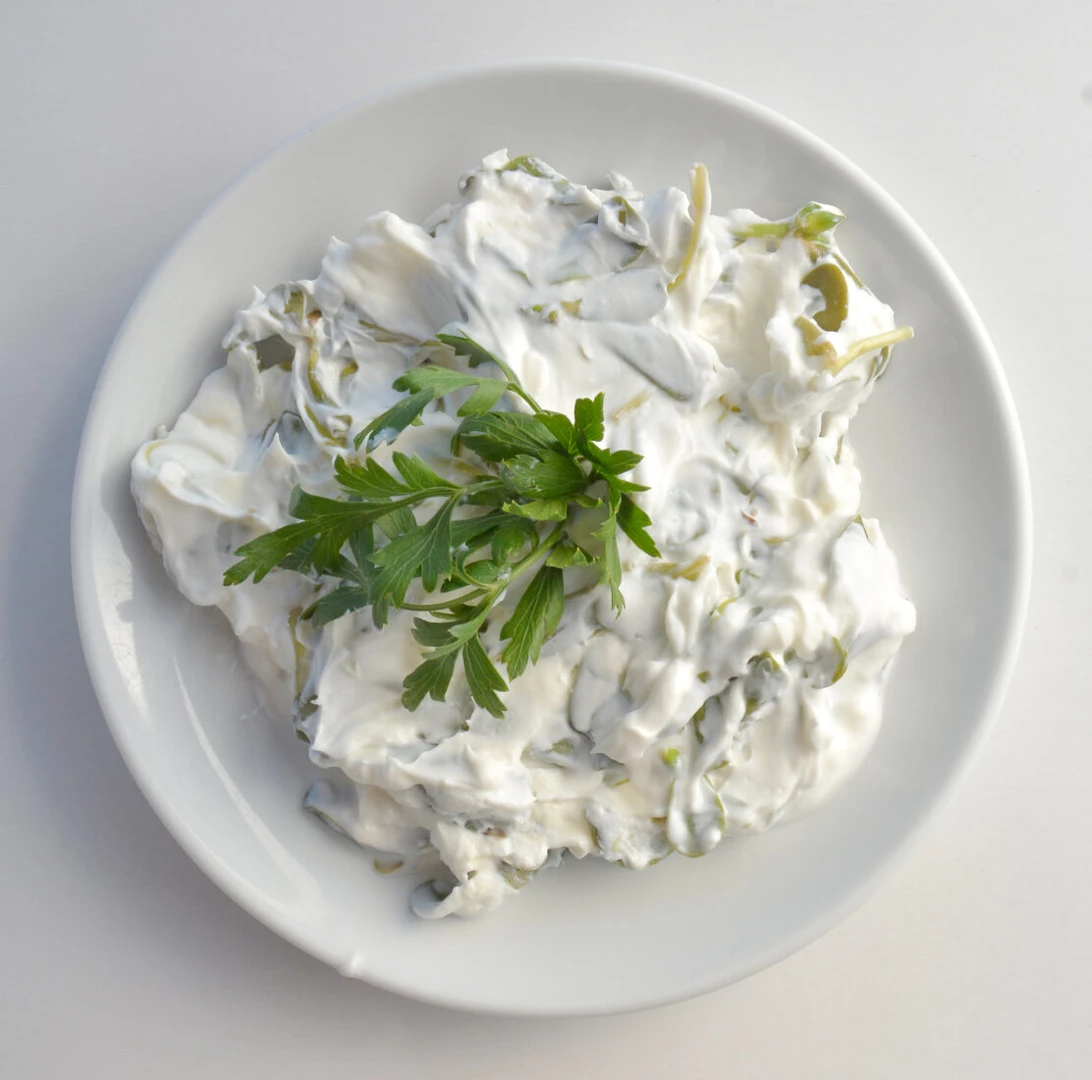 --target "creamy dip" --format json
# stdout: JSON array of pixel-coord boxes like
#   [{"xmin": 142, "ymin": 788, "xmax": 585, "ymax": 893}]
[{"xmin": 132, "ymin": 151, "xmax": 916, "ymax": 917}]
